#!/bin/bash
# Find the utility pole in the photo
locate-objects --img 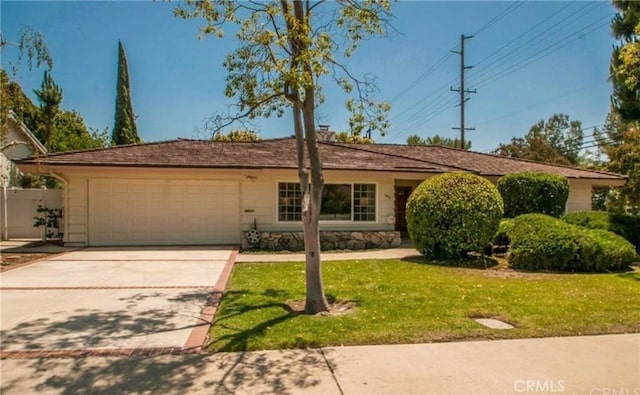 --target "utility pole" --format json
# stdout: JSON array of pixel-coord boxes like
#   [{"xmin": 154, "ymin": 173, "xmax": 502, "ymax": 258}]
[{"xmin": 450, "ymin": 34, "xmax": 476, "ymax": 150}]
